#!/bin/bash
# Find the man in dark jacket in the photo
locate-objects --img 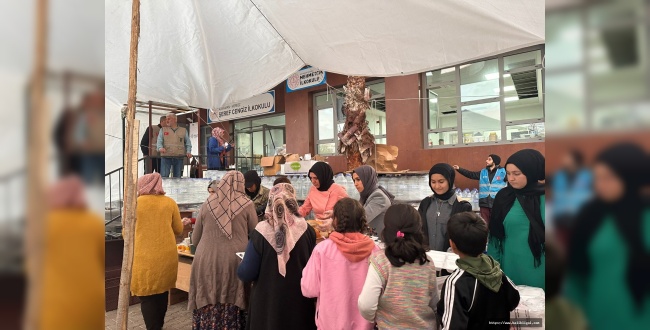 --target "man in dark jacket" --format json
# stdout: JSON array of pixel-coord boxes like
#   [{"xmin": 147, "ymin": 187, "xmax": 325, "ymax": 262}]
[
  {"xmin": 453, "ymin": 154, "xmax": 506, "ymax": 225},
  {"xmin": 140, "ymin": 116, "xmax": 166, "ymax": 174},
  {"xmin": 438, "ymin": 212, "xmax": 520, "ymax": 330}
]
